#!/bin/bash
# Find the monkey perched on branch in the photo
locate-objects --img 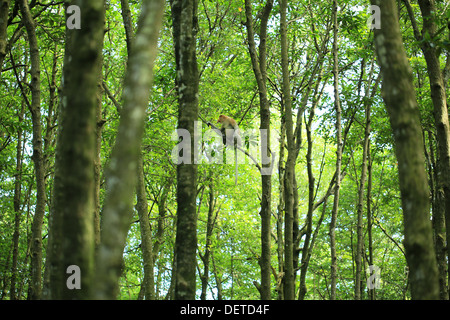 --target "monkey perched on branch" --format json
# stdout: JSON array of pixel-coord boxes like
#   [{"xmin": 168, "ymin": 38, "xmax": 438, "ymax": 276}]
[
  {"xmin": 199, "ymin": 113, "xmax": 262, "ymax": 175},
  {"xmin": 217, "ymin": 114, "xmax": 241, "ymax": 185},
  {"xmin": 217, "ymin": 115, "xmax": 241, "ymax": 146}
]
